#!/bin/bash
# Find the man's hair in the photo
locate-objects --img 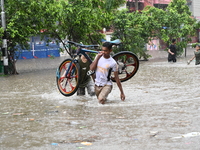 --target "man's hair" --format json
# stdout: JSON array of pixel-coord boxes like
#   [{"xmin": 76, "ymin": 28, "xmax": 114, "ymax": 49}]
[
  {"xmin": 172, "ymin": 39, "xmax": 176, "ymax": 43},
  {"xmin": 102, "ymin": 42, "xmax": 113, "ymax": 50}
]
